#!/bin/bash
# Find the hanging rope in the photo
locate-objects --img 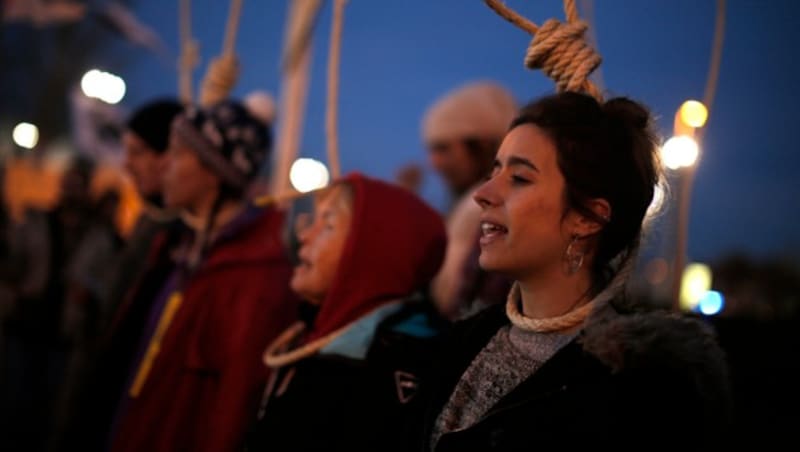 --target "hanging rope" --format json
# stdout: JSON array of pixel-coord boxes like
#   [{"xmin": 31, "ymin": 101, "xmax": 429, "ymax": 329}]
[
  {"xmin": 178, "ymin": 0, "xmax": 199, "ymax": 104},
  {"xmin": 700, "ymin": 0, "xmax": 726, "ymax": 138},
  {"xmin": 325, "ymin": 0, "xmax": 346, "ymax": 180},
  {"xmin": 578, "ymin": 0, "xmax": 605, "ymax": 94},
  {"xmin": 283, "ymin": 0, "xmax": 323, "ymax": 72},
  {"xmin": 199, "ymin": 0, "xmax": 244, "ymax": 106},
  {"xmin": 269, "ymin": 0, "xmax": 322, "ymax": 197},
  {"xmin": 484, "ymin": 0, "xmax": 603, "ymax": 101}
]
